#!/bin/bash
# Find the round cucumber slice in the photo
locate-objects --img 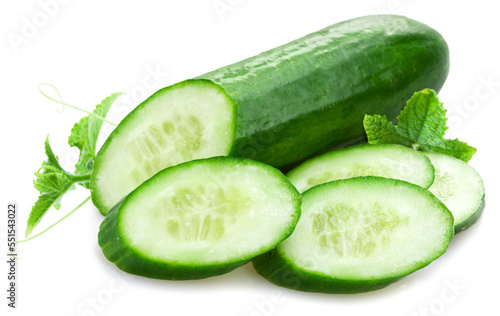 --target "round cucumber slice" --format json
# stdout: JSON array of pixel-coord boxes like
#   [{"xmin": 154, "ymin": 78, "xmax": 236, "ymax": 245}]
[
  {"xmin": 287, "ymin": 144, "xmax": 435, "ymax": 193},
  {"xmin": 423, "ymin": 152, "xmax": 485, "ymax": 233},
  {"xmin": 98, "ymin": 157, "xmax": 301, "ymax": 280},
  {"xmin": 91, "ymin": 80, "xmax": 236, "ymax": 215},
  {"xmin": 253, "ymin": 177, "xmax": 454, "ymax": 294}
]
